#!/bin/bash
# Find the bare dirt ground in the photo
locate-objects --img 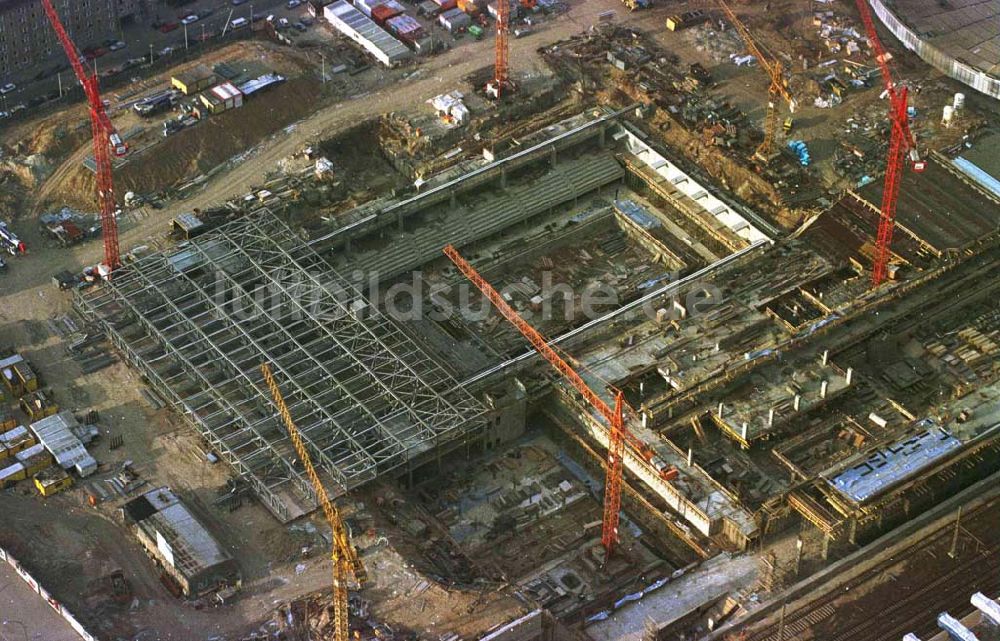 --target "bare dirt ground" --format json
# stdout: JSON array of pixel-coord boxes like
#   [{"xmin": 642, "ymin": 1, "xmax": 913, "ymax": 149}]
[
  {"xmin": 0, "ymin": 2, "xmax": 659, "ymax": 638},
  {"xmin": 0, "ymin": 0, "xmax": 986, "ymax": 638}
]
